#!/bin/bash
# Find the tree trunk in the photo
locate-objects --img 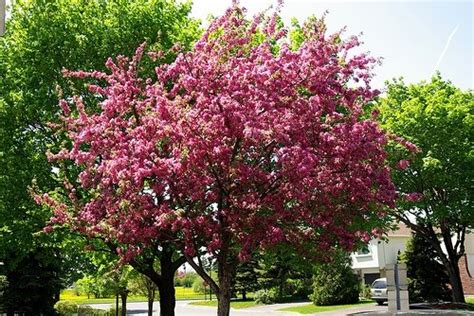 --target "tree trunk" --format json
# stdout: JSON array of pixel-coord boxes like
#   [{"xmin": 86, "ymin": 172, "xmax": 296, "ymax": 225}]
[
  {"xmin": 148, "ymin": 296, "xmax": 154, "ymax": 316},
  {"xmin": 217, "ymin": 278, "xmax": 232, "ymax": 316},
  {"xmin": 439, "ymin": 223, "xmax": 466, "ymax": 303},
  {"xmin": 158, "ymin": 276, "xmax": 176, "ymax": 316},
  {"xmin": 115, "ymin": 294, "xmax": 119, "ymax": 316},
  {"xmin": 128, "ymin": 244, "xmax": 186, "ymax": 316},
  {"xmin": 147, "ymin": 286, "xmax": 155, "ymax": 316},
  {"xmin": 242, "ymin": 290, "xmax": 247, "ymax": 301},
  {"xmin": 120, "ymin": 291, "xmax": 128, "ymax": 316},
  {"xmin": 216, "ymin": 260, "xmax": 236, "ymax": 316},
  {"xmin": 446, "ymin": 256, "xmax": 465, "ymax": 303}
]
